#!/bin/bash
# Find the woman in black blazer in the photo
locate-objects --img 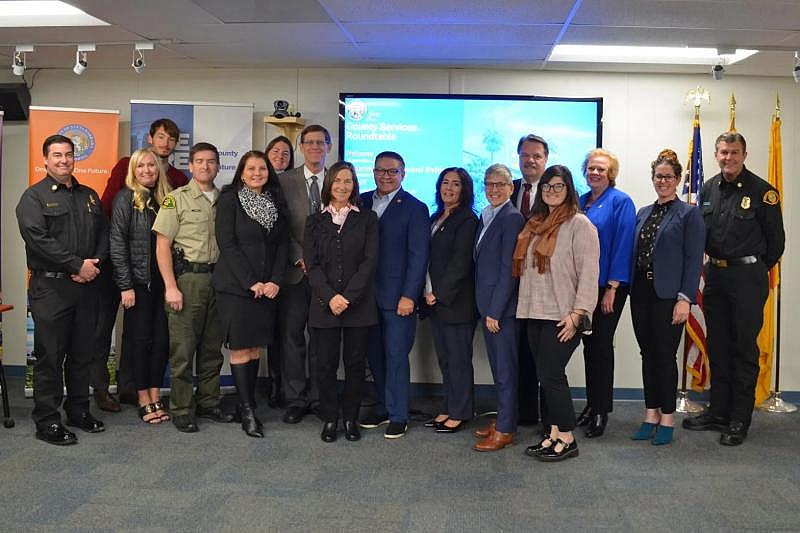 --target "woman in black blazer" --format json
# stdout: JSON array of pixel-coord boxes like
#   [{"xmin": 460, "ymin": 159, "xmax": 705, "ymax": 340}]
[
  {"xmin": 304, "ymin": 161, "xmax": 379, "ymax": 443},
  {"xmin": 109, "ymin": 148, "xmax": 173, "ymax": 424},
  {"xmin": 629, "ymin": 149, "xmax": 704, "ymax": 445},
  {"xmin": 423, "ymin": 167, "xmax": 478, "ymax": 433},
  {"xmin": 213, "ymin": 150, "xmax": 288, "ymax": 438}
]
